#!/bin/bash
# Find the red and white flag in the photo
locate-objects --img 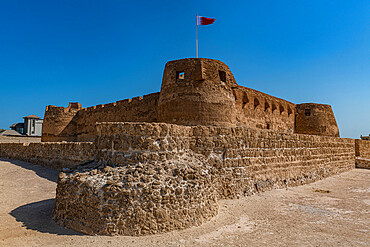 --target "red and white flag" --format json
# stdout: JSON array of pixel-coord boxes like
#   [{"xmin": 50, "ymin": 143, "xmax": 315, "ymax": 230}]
[{"xmin": 196, "ymin": 16, "xmax": 215, "ymax": 26}]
